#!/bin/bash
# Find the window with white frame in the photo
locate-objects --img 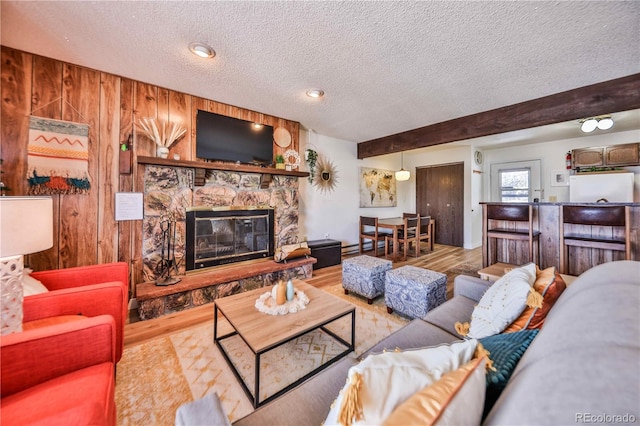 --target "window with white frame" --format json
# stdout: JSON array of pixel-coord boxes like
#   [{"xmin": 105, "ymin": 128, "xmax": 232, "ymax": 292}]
[
  {"xmin": 499, "ymin": 168, "xmax": 530, "ymax": 202},
  {"xmin": 490, "ymin": 159, "xmax": 541, "ymax": 202}
]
